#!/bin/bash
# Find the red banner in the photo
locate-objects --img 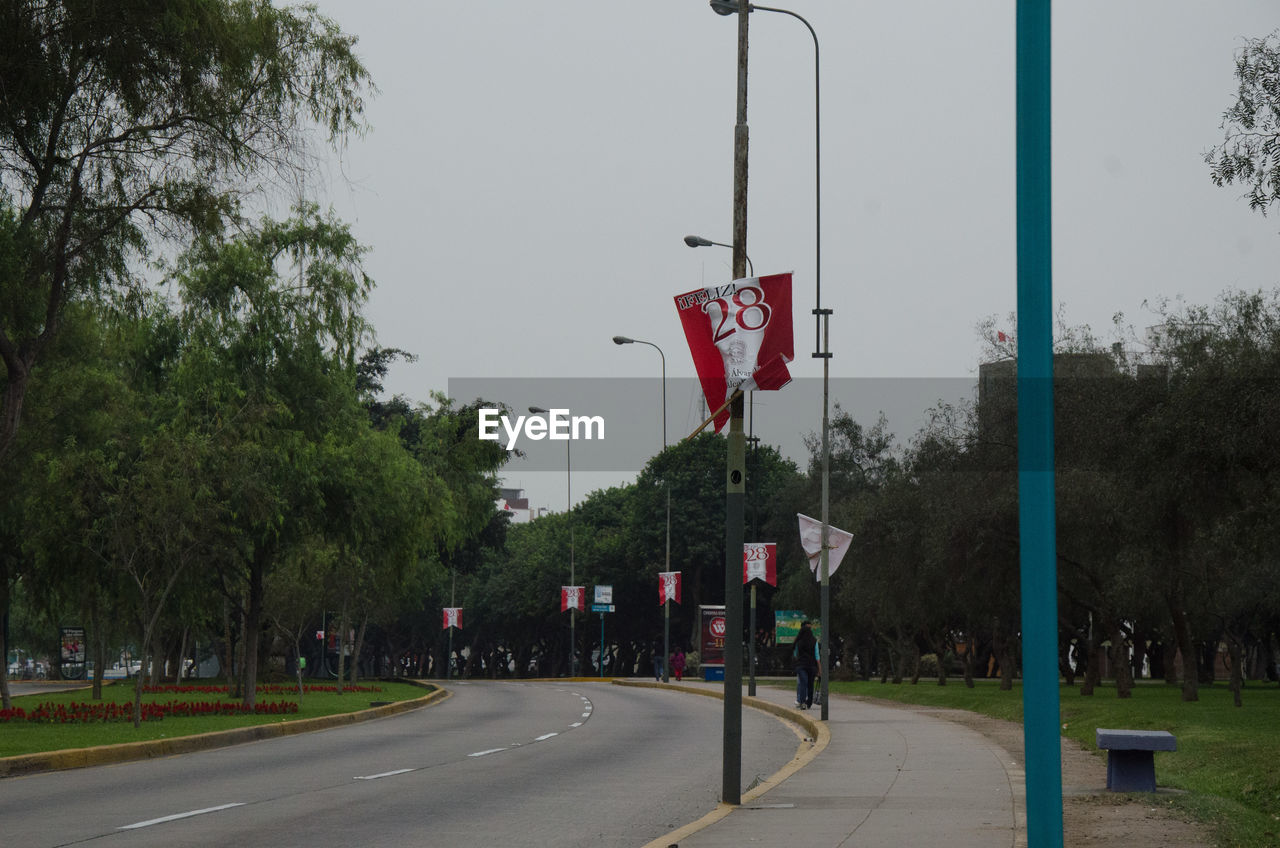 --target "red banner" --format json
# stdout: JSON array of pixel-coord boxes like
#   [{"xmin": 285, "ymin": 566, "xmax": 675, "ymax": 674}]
[
  {"xmin": 442, "ymin": 607, "xmax": 462, "ymax": 630},
  {"xmin": 658, "ymin": 571, "xmax": 682, "ymax": 605},
  {"xmin": 674, "ymin": 273, "xmax": 794, "ymax": 432},
  {"xmin": 561, "ymin": 586, "xmax": 584, "ymax": 612},
  {"xmin": 743, "ymin": 542, "xmax": 777, "ymax": 586}
]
